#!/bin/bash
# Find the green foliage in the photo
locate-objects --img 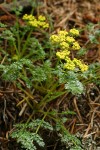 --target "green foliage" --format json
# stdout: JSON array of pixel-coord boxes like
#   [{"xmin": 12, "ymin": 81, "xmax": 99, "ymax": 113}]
[
  {"xmin": 54, "ymin": 67, "xmax": 84, "ymax": 94},
  {"xmin": 81, "ymin": 62, "xmax": 100, "ymax": 85},
  {"xmin": 0, "ymin": 16, "xmax": 92, "ymax": 95},
  {"xmin": 11, "ymin": 130, "xmax": 44, "ymax": 150},
  {"xmin": 64, "ymin": 71, "xmax": 84, "ymax": 94},
  {"xmin": 24, "ymin": 37, "xmax": 45, "ymax": 60},
  {"xmin": 0, "ymin": 58, "xmax": 53, "ymax": 89},
  {"xmin": 60, "ymin": 132, "xmax": 83, "ymax": 150},
  {"xmin": 77, "ymin": 23, "xmax": 100, "ymax": 58},
  {"xmin": 86, "ymin": 23, "xmax": 100, "ymax": 44},
  {"xmin": 15, "ymin": 119, "xmax": 53, "ymax": 131},
  {"xmin": 0, "ymin": 58, "xmax": 32, "ymax": 81},
  {"xmin": 77, "ymin": 23, "xmax": 100, "ymax": 87},
  {"xmin": 55, "ymin": 119, "xmax": 83, "ymax": 150},
  {"xmin": 29, "ymin": 60, "xmax": 52, "ymax": 82},
  {"xmin": 10, "ymin": 119, "xmax": 53, "ymax": 150},
  {"xmin": 77, "ymin": 48, "xmax": 88, "ymax": 56},
  {"xmin": 0, "ymin": 4, "xmax": 99, "ymax": 150},
  {"xmin": 65, "ymin": 80, "xmax": 84, "ymax": 95},
  {"xmin": 11, "ymin": 118, "xmax": 83, "ymax": 150},
  {"xmin": 0, "ymin": 22, "xmax": 7, "ymax": 28},
  {"xmin": 1, "ymin": 29, "xmax": 15, "ymax": 42}
]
